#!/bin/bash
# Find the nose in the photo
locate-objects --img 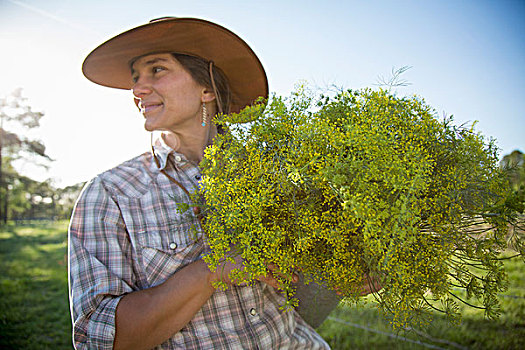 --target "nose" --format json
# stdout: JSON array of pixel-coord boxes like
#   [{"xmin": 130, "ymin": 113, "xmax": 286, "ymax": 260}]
[
  {"xmin": 132, "ymin": 78, "xmax": 152, "ymax": 111},
  {"xmin": 132, "ymin": 76, "xmax": 153, "ymax": 99}
]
